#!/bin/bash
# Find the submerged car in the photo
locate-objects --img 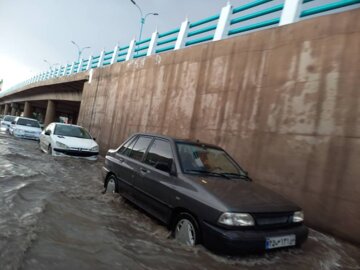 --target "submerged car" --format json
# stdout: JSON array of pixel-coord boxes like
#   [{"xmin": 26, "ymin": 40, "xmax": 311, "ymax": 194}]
[
  {"xmin": 0, "ymin": 115, "xmax": 16, "ymax": 131},
  {"xmin": 103, "ymin": 133, "xmax": 308, "ymax": 253},
  {"xmin": 9, "ymin": 117, "xmax": 42, "ymax": 140},
  {"xmin": 39, "ymin": 123, "xmax": 99, "ymax": 160}
]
